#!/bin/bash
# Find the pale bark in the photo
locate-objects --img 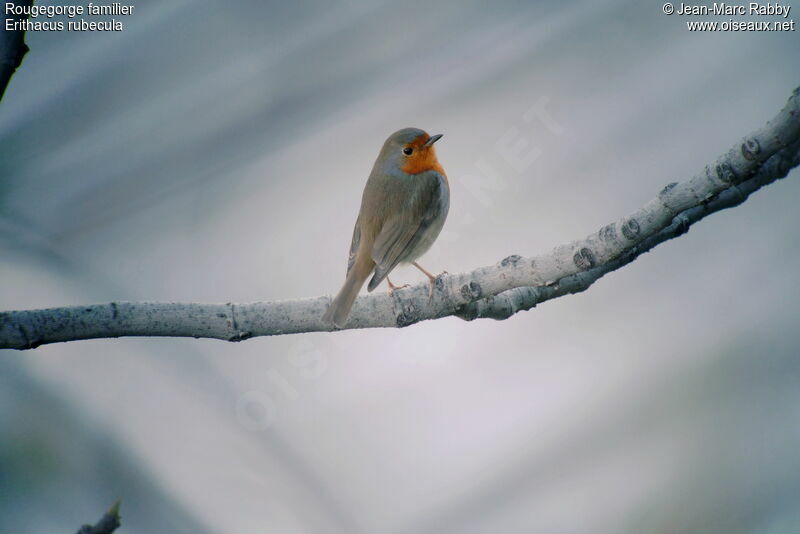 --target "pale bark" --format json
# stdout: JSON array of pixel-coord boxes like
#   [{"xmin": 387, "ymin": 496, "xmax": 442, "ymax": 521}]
[{"xmin": 1, "ymin": 88, "xmax": 799, "ymax": 350}]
